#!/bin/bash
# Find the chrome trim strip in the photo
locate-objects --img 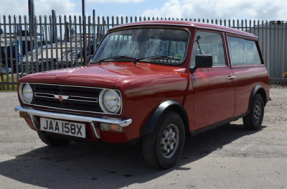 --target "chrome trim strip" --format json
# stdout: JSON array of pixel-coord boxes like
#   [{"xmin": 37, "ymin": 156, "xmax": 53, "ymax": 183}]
[
  {"xmin": 34, "ymin": 95, "xmax": 57, "ymax": 99},
  {"xmin": 65, "ymin": 99, "xmax": 98, "ymax": 103},
  {"xmin": 14, "ymin": 106, "xmax": 132, "ymax": 127},
  {"xmin": 69, "ymin": 95, "xmax": 98, "ymax": 100},
  {"xmin": 35, "ymin": 92, "xmax": 54, "ymax": 97},
  {"xmin": 35, "ymin": 92, "xmax": 99, "ymax": 103}
]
